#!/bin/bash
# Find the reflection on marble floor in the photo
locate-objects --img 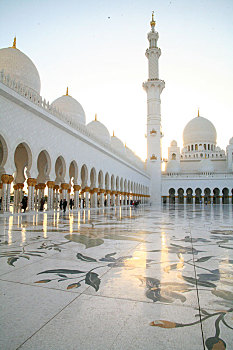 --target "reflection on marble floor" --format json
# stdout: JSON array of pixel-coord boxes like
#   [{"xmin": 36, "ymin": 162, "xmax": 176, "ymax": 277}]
[{"xmin": 0, "ymin": 205, "xmax": 232, "ymax": 350}]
